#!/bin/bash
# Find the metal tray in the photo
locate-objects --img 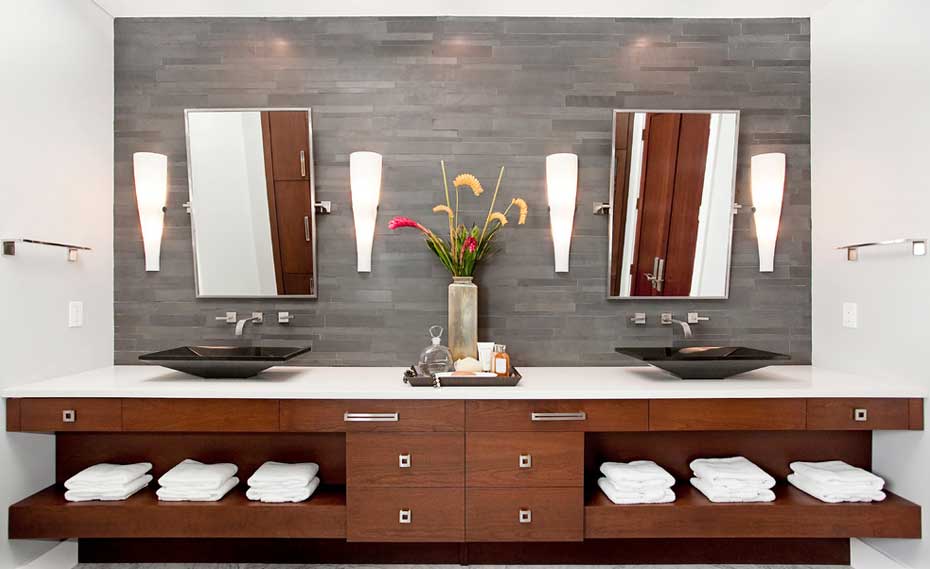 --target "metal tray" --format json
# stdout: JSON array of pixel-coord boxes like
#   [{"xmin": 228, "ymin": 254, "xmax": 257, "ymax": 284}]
[{"xmin": 403, "ymin": 367, "xmax": 522, "ymax": 387}]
